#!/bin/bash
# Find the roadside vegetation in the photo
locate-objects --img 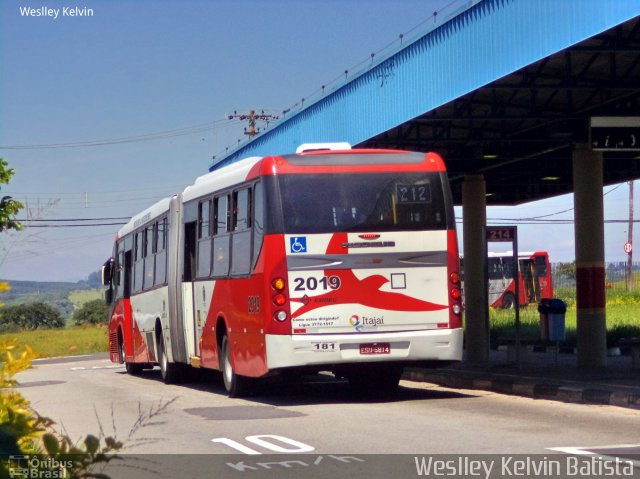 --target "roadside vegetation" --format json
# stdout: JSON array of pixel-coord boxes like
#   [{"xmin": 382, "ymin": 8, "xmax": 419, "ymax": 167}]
[
  {"xmin": 0, "ymin": 326, "xmax": 107, "ymax": 358},
  {"xmin": 1, "ymin": 158, "xmax": 124, "ymax": 478},
  {"xmin": 0, "ymin": 294, "xmax": 108, "ymax": 357},
  {"xmin": 489, "ymin": 286, "xmax": 640, "ymax": 348}
]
